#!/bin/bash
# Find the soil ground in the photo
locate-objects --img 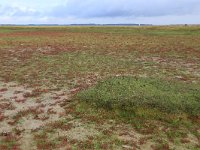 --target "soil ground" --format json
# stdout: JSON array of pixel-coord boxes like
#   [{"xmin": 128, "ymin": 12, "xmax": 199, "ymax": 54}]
[
  {"xmin": 0, "ymin": 26, "xmax": 200, "ymax": 149},
  {"xmin": 0, "ymin": 79, "xmax": 199, "ymax": 150}
]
